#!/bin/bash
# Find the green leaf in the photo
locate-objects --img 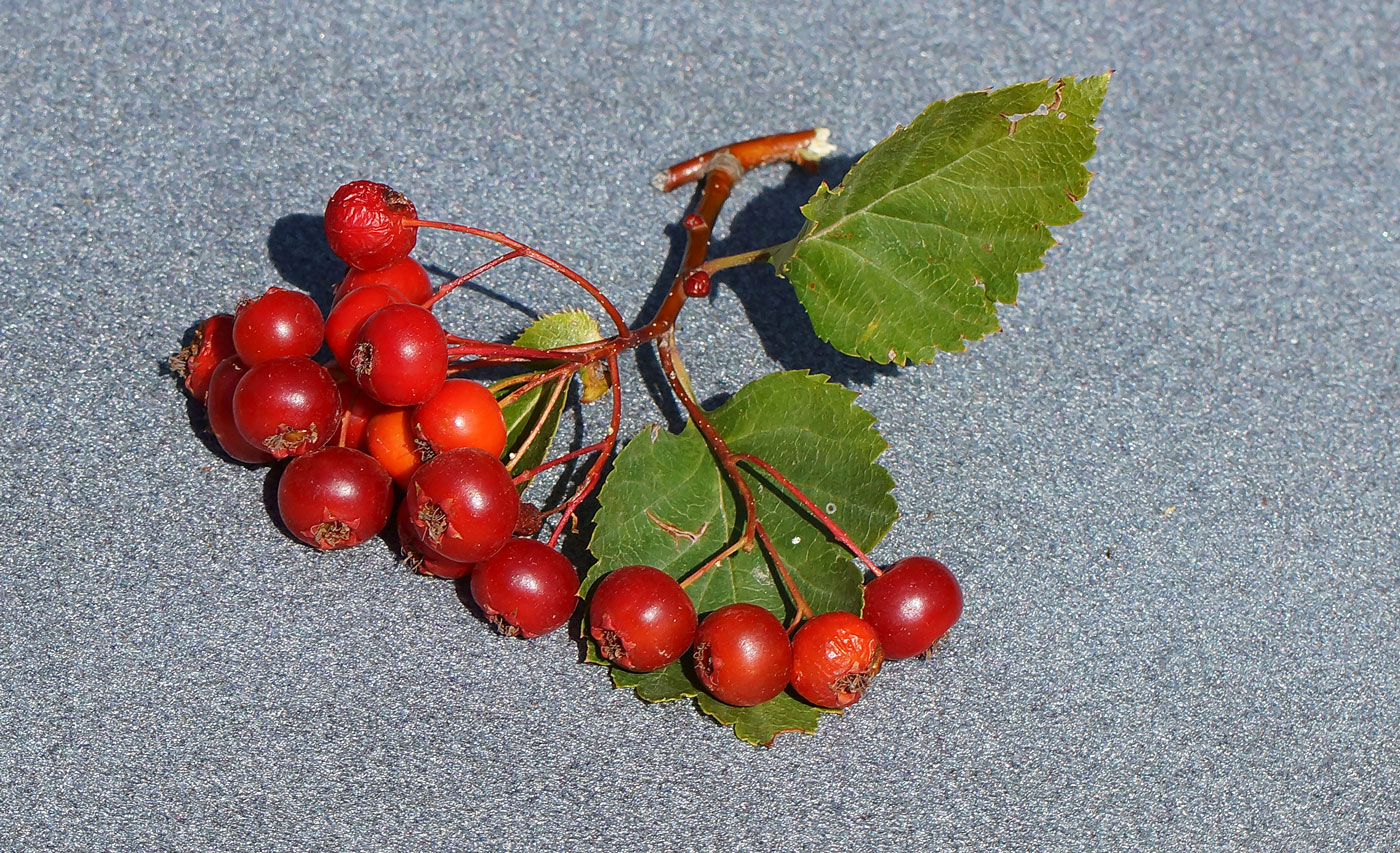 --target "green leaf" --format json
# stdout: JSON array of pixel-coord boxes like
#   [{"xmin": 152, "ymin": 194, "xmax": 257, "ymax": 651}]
[
  {"xmin": 498, "ymin": 309, "xmax": 602, "ymax": 481},
  {"xmin": 771, "ymin": 73, "xmax": 1111, "ymax": 364},
  {"xmin": 584, "ymin": 370, "xmax": 896, "ymax": 744}
]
